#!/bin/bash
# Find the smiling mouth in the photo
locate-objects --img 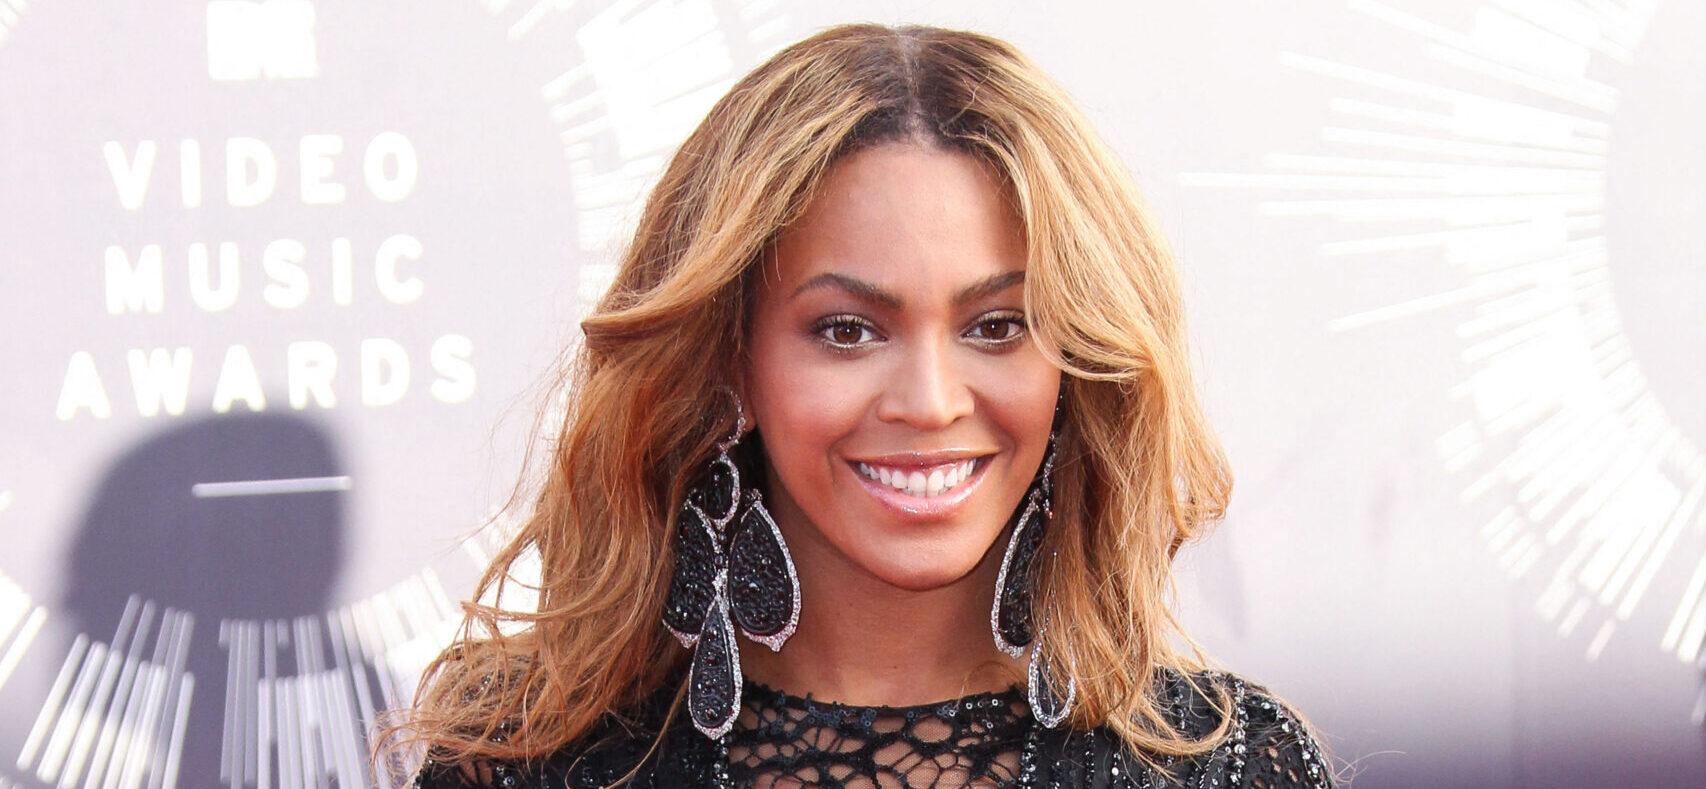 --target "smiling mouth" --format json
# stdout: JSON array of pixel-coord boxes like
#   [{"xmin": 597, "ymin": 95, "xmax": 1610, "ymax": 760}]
[{"xmin": 850, "ymin": 456, "xmax": 990, "ymax": 498}]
